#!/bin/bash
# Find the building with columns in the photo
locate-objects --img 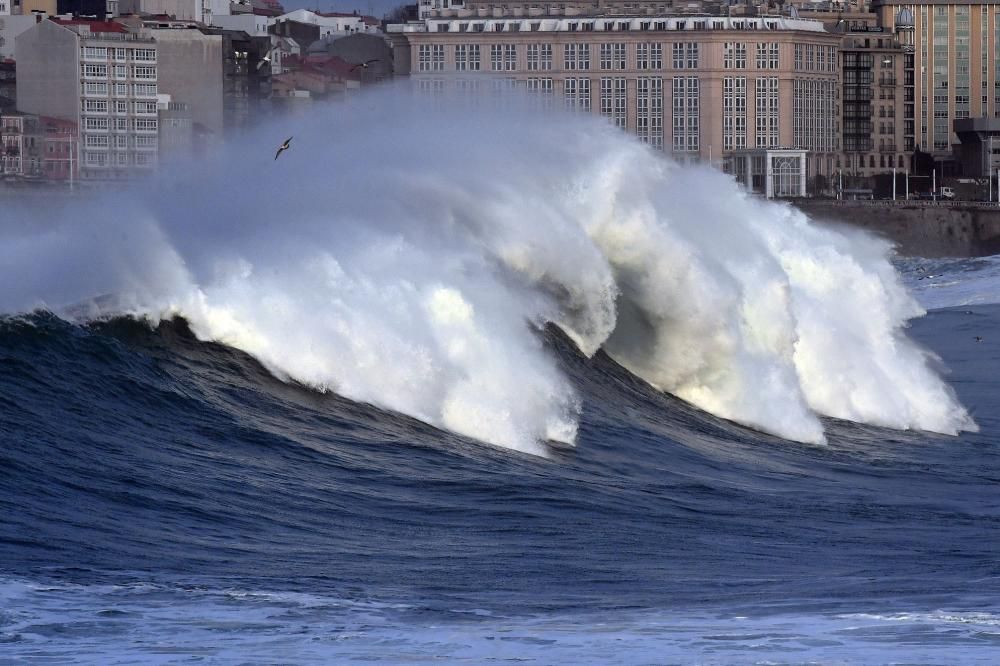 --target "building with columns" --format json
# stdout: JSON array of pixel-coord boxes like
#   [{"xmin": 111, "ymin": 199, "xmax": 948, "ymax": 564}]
[{"xmin": 388, "ymin": 14, "xmax": 842, "ymax": 184}]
